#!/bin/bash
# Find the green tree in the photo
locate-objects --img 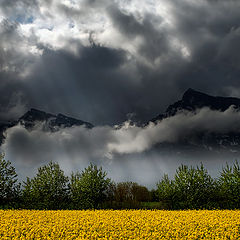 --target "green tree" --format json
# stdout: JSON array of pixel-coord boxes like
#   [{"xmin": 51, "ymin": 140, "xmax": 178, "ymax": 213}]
[
  {"xmin": 218, "ymin": 161, "xmax": 240, "ymax": 209},
  {"xmin": 22, "ymin": 161, "xmax": 69, "ymax": 209},
  {"xmin": 0, "ymin": 154, "xmax": 20, "ymax": 208},
  {"xmin": 157, "ymin": 164, "xmax": 216, "ymax": 209},
  {"xmin": 174, "ymin": 164, "xmax": 215, "ymax": 209},
  {"xmin": 156, "ymin": 174, "xmax": 175, "ymax": 209},
  {"xmin": 69, "ymin": 164, "xmax": 111, "ymax": 209}
]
